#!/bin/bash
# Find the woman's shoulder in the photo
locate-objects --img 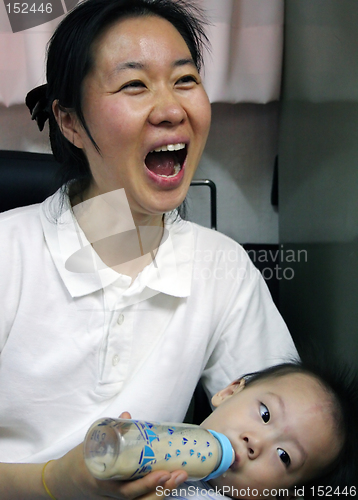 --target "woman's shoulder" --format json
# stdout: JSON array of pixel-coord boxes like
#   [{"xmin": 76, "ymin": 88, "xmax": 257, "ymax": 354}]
[
  {"xmin": 185, "ymin": 220, "xmax": 249, "ymax": 256},
  {"xmin": 0, "ymin": 189, "xmax": 63, "ymax": 234},
  {"xmin": 169, "ymin": 215, "xmax": 241, "ymax": 247},
  {"xmin": 0, "ymin": 192, "xmax": 63, "ymax": 260},
  {"xmin": 0, "ymin": 203, "xmax": 42, "ymax": 229},
  {"xmin": 169, "ymin": 220, "xmax": 255, "ymax": 279}
]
